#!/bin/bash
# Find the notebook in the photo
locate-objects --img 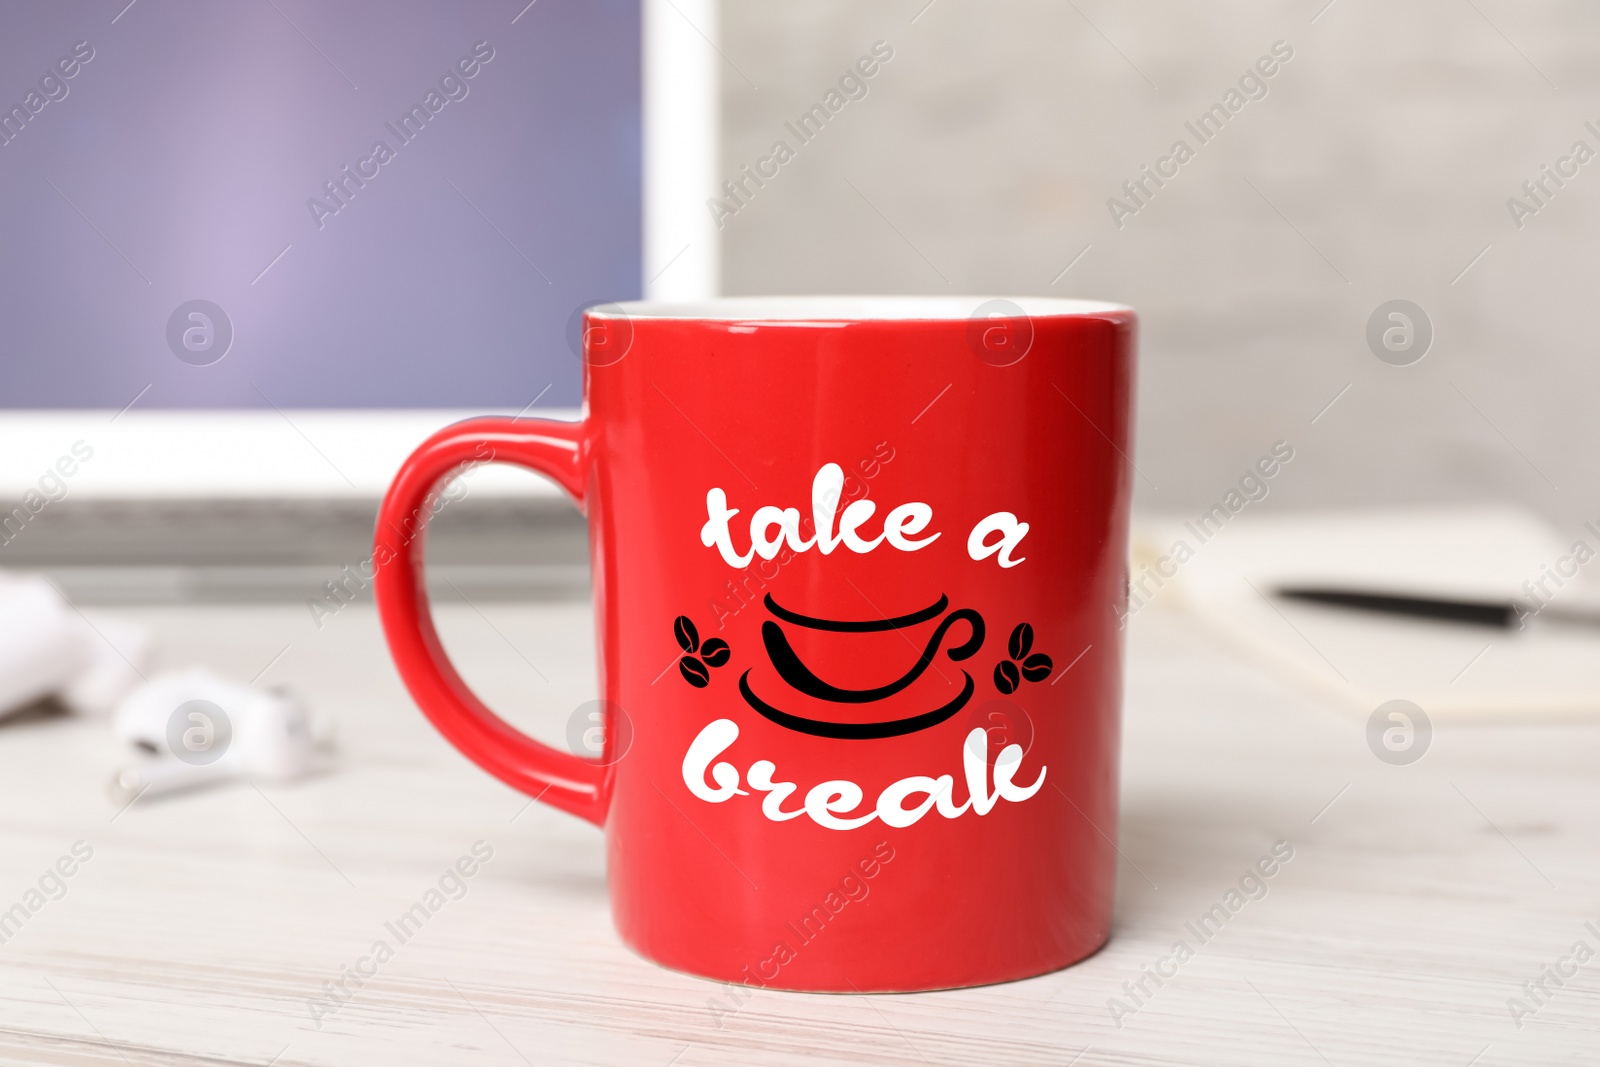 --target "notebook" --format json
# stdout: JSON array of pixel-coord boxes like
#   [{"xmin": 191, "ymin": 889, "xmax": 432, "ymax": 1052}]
[{"xmin": 1131, "ymin": 506, "xmax": 1600, "ymax": 718}]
